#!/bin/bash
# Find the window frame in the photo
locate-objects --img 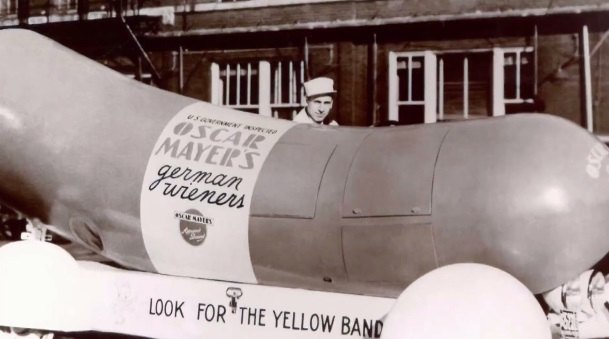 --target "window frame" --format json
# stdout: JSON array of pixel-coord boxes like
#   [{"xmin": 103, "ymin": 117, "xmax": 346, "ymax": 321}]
[
  {"xmin": 502, "ymin": 46, "xmax": 535, "ymax": 104},
  {"xmin": 388, "ymin": 50, "xmax": 437, "ymax": 124},
  {"xmin": 211, "ymin": 59, "xmax": 305, "ymax": 119}
]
